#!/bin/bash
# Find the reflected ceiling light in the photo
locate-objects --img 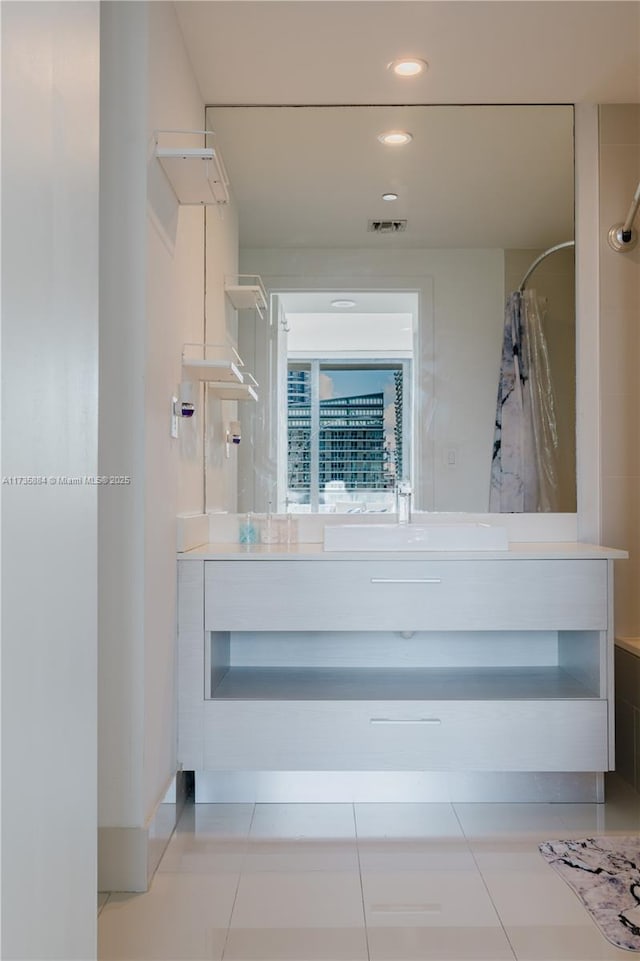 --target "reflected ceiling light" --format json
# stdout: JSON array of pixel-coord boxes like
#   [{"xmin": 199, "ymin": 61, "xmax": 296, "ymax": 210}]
[
  {"xmin": 388, "ymin": 58, "xmax": 428, "ymax": 77},
  {"xmin": 330, "ymin": 299, "xmax": 356, "ymax": 309},
  {"xmin": 382, "ymin": 192, "xmax": 399, "ymax": 202},
  {"xmin": 377, "ymin": 130, "xmax": 413, "ymax": 146}
]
